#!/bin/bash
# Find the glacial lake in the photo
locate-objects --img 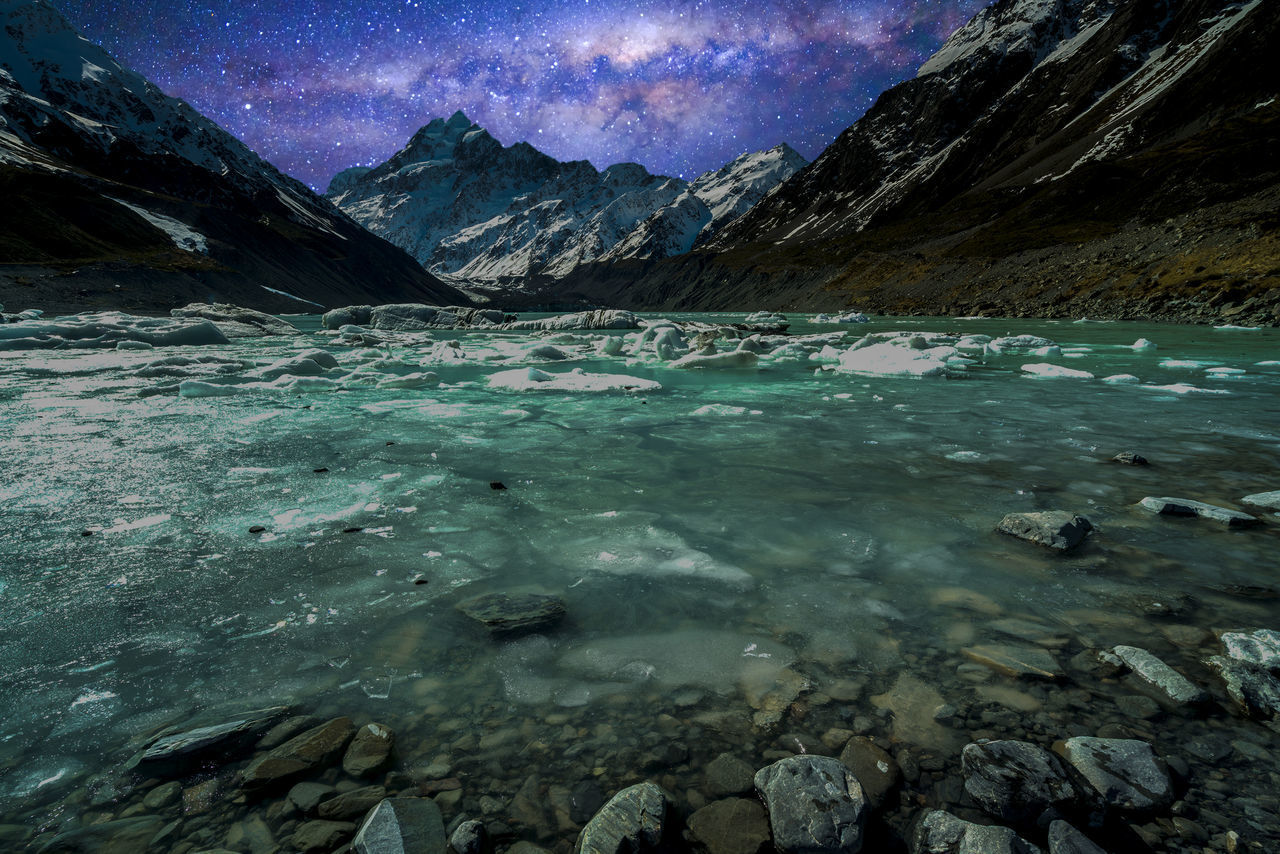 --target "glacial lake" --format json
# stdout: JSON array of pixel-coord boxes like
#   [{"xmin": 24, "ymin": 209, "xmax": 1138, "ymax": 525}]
[{"xmin": 1, "ymin": 312, "xmax": 1277, "ymax": 849}]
